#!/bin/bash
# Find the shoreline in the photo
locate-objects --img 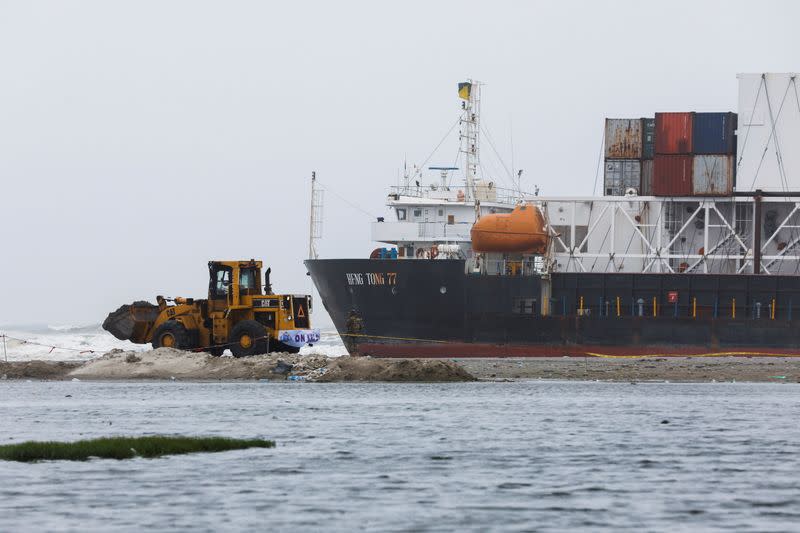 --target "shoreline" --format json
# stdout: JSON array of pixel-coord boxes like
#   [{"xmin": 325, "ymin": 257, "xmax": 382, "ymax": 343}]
[
  {"xmin": 0, "ymin": 349, "xmax": 798, "ymax": 383},
  {"xmin": 453, "ymin": 356, "xmax": 800, "ymax": 383}
]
